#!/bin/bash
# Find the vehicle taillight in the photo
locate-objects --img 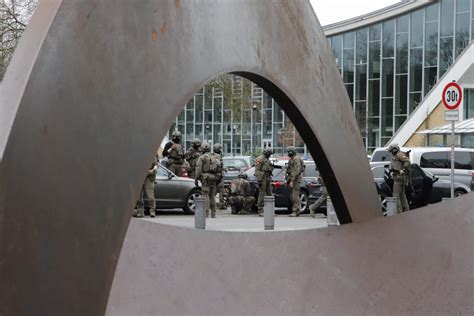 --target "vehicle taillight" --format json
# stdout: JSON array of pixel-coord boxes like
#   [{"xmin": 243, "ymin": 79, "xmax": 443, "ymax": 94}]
[
  {"xmin": 309, "ymin": 182, "xmax": 321, "ymax": 188},
  {"xmin": 272, "ymin": 181, "xmax": 282, "ymax": 188}
]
